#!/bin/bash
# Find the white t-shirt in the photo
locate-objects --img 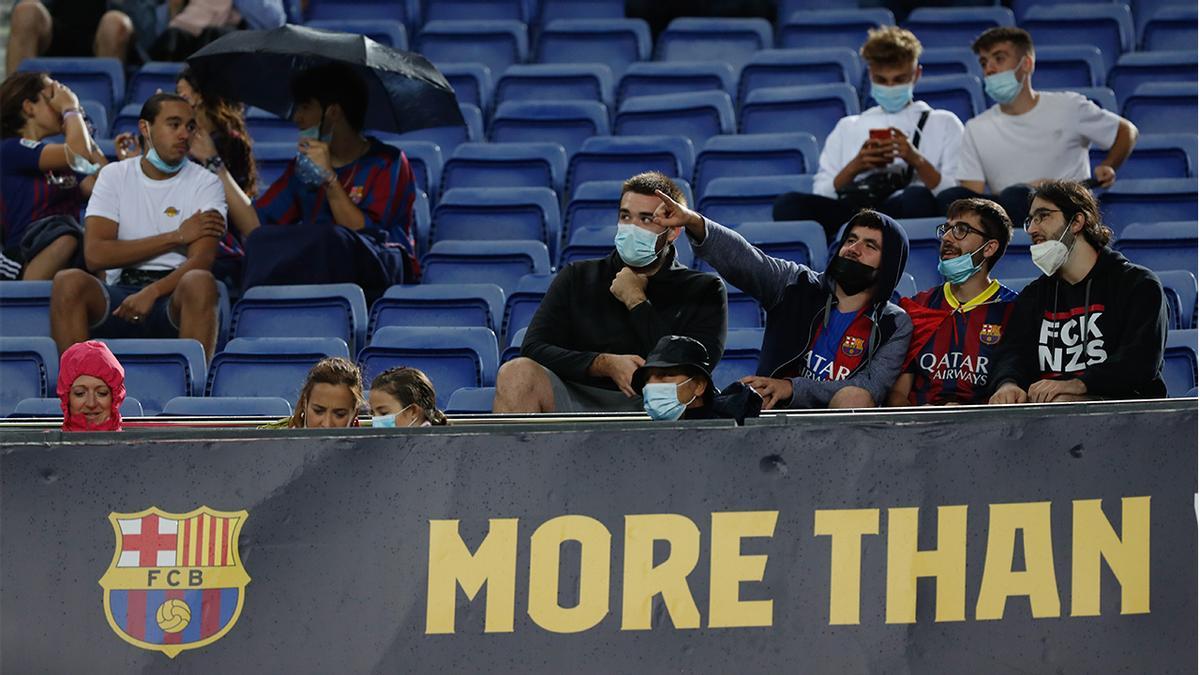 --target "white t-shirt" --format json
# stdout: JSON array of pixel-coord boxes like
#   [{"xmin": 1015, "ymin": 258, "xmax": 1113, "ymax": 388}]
[
  {"xmin": 957, "ymin": 91, "xmax": 1121, "ymax": 192},
  {"xmin": 86, "ymin": 157, "xmax": 226, "ymax": 284},
  {"xmin": 813, "ymin": 100, "xmax": 964, "ymax": 199}
]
